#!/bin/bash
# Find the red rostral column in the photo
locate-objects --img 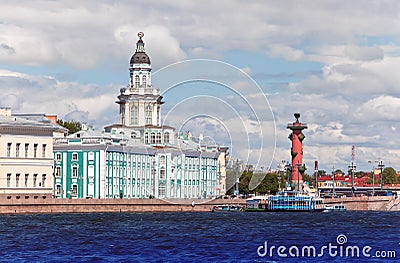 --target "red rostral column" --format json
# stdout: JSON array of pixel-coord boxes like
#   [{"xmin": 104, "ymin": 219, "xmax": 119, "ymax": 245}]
[{"xmin": 287, "ymin": 113, "xmax": 308, "ymax": 190}]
